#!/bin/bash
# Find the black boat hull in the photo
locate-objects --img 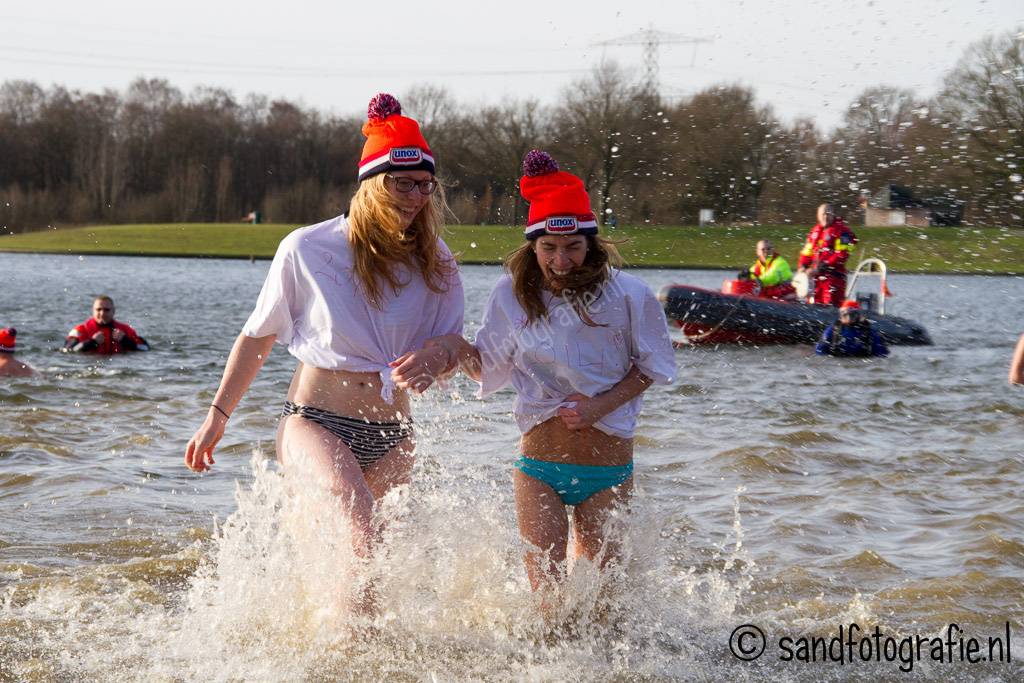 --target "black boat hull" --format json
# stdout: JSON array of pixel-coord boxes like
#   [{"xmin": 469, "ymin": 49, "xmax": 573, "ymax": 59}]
[{"xmin": 659, "ymin": 285, "xmax": 933, "ymax": 346}]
